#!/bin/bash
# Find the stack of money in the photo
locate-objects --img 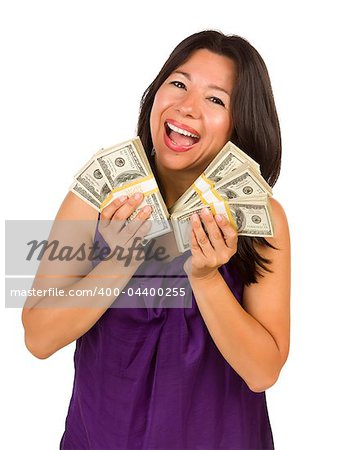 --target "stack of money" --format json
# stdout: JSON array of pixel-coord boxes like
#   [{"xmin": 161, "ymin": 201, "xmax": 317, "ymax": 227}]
[
  {"xmin": 70, "ymin": 137, "xmax": 171, "ymax": 241},
  {"xmin": 170, "ymin": 141, "xmax": 275, "ymax": 253},
  {"xmin": 70, "ymin": 138, "xmax": 275, "ymax": 254}
]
